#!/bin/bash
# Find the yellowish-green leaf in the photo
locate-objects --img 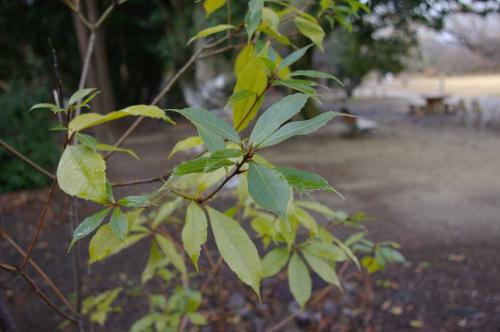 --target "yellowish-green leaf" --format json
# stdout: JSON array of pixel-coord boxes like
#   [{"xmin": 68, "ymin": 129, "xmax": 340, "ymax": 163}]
[
  {"xmin": 182, "ymin": 202, "xmax": 208, "ymax": 272},
  {"xmin": 95, "ymin": 144, "xmax": 138, "ymax": 160},
  {"xmin": 262, "ymin": 7, "xmax": 279, "ymax": 30},
  {"xmin": 69, "ymin": 105, "xmax": 174, "ymax": 134},
  {"xmin": 302, "ymin": 249, "xmax": 341, "ymax": 287},
  {"xmin": 262, "ymin": 246, "xmax": 289, "ymax": 277},
  {"xmin": 207, "ymin": 206, "xmax": 262, "ymax": 296},
  {"xmin": 188, "ymin": 24, "xmax": 234, "ymax": 45},
  {"xmin": 288, "ymin": 252, "xmax": 311, "ymax": 308},
  {"xmin": 152, "ymin": 197, "xmax": 183, "ymax": 229},
  {"xmin": 232, "ymin": 45, "xmax": 268, "ymax": 131},
  {"xmin": 57, "ymin": 145, "xmax": 108, "ymax": 203},
  {"xmin": 203, "ymin": 0, "xmax": 226, "ymax": 16},
  {"xmin": 155, "ymin": 234, "xmax": 188, "ymax": 283},
  {"xmin": 88, "ymin": 210, "xmax": 147, "ymax": 264},
  {"xmin": 292, "ymin": 207, "xmax": 318, "ymax": 235},
  {"xmin": 294, "ymin": 16, "xmax": 325, "ymax": 51},
  {"xmin": 141, "ymin": 241, "xmax": 168, "ymax": 283},
  {"xmin": 168, "ymin": 136, "xmax": 204, "ymax": 159}
]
